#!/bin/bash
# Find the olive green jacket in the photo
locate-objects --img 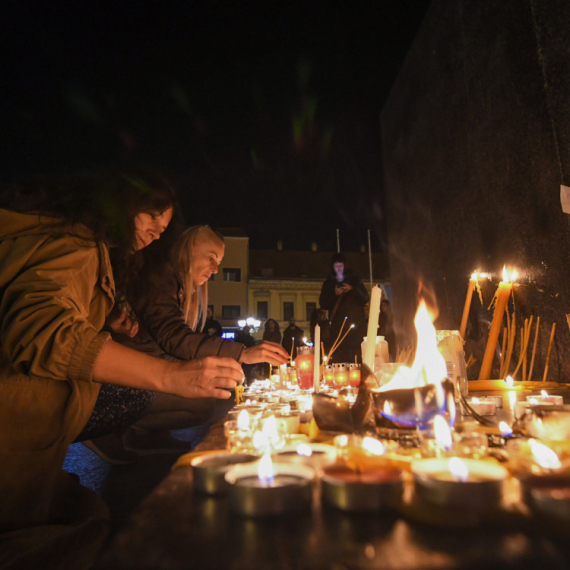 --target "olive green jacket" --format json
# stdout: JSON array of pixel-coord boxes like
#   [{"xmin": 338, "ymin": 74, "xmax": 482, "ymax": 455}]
[{"xmin": 0, "ymin": 209, "xmax": 114, "ymax": 529}]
